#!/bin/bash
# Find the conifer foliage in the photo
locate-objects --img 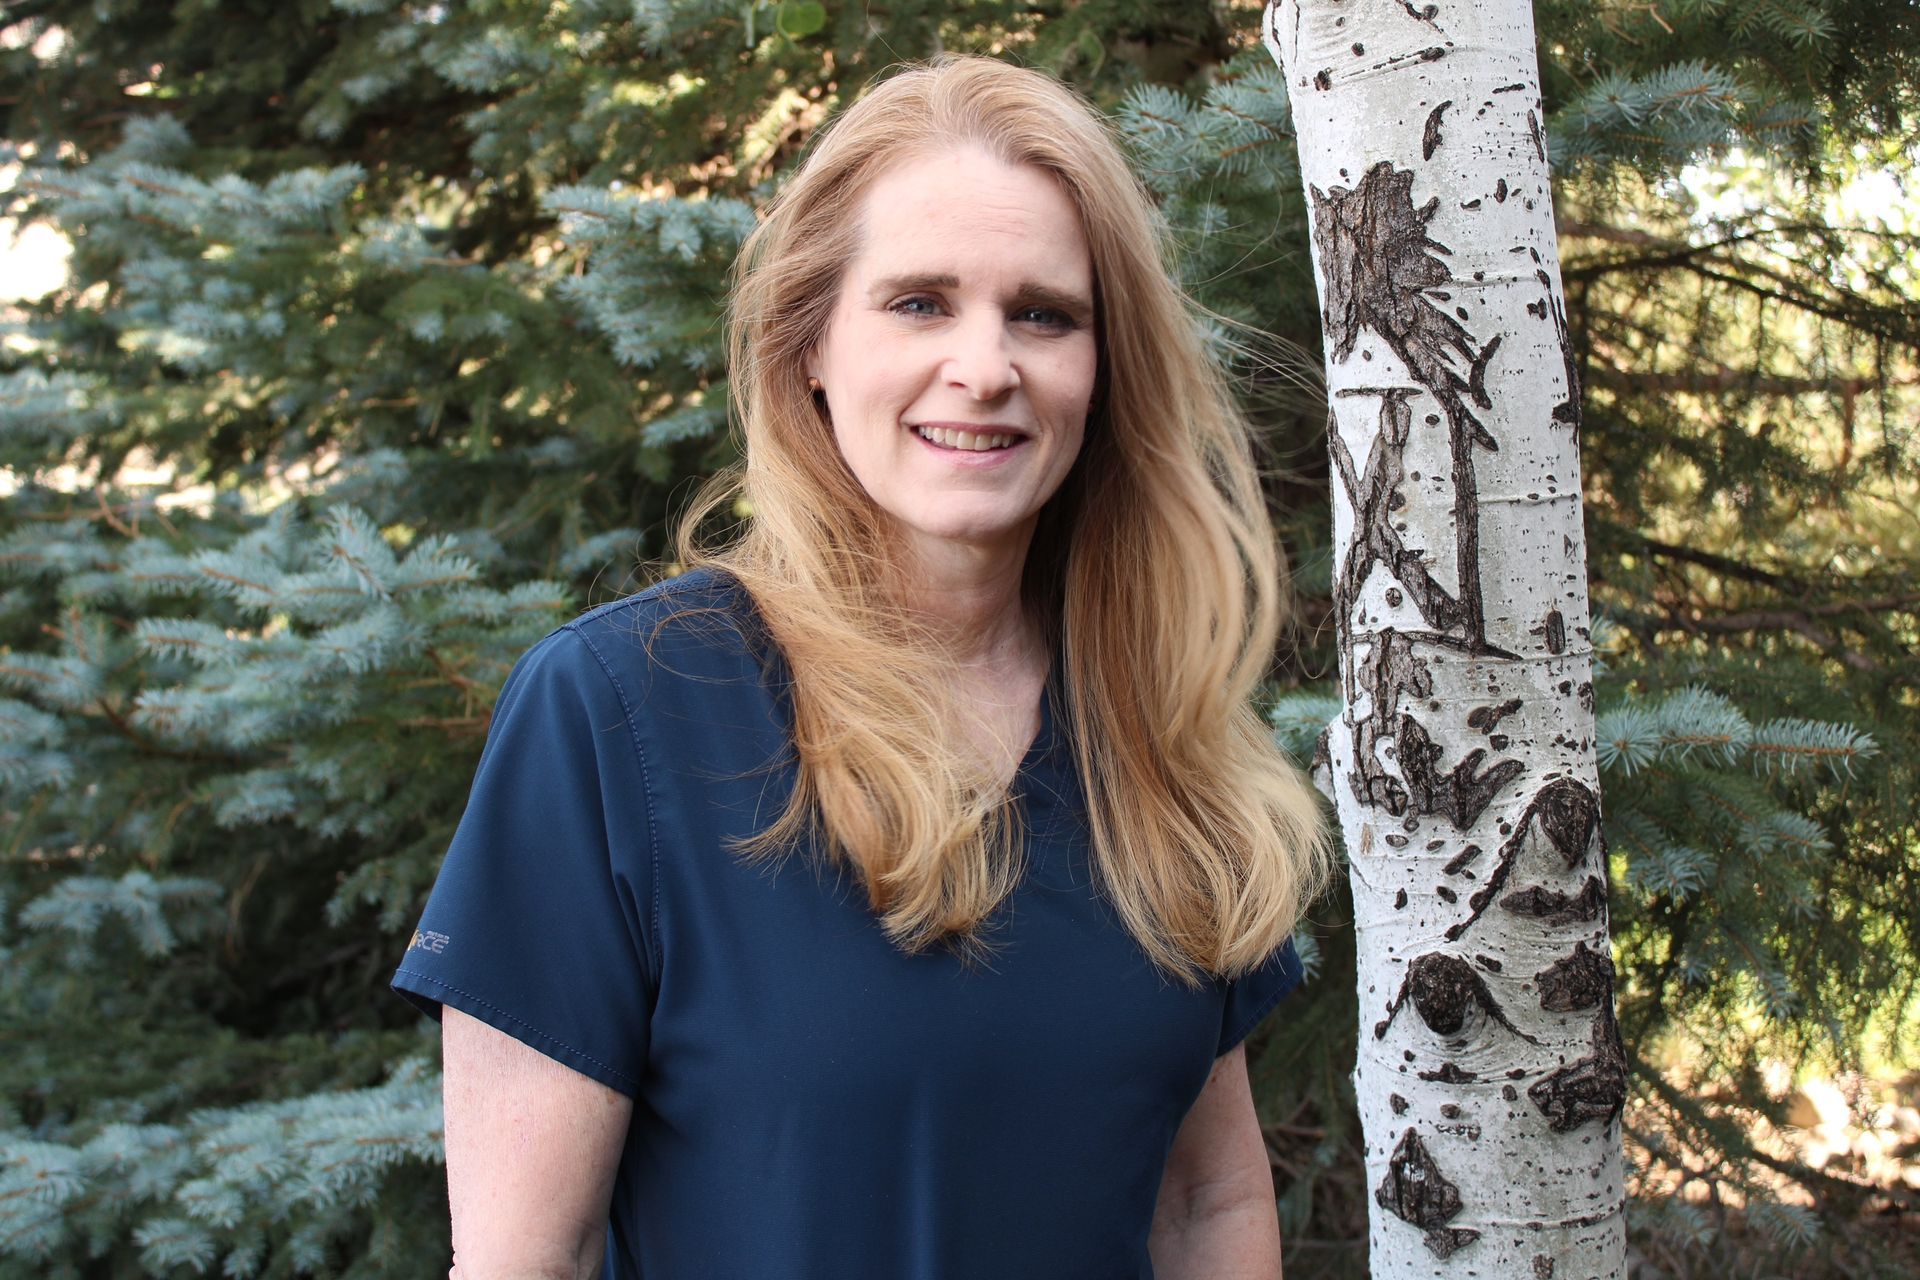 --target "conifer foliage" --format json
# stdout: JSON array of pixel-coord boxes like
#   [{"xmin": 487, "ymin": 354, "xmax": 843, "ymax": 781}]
[{"xmin": 2, "ymin": 1, "xmax": 1915, "ymax": 1276}]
